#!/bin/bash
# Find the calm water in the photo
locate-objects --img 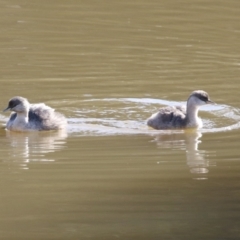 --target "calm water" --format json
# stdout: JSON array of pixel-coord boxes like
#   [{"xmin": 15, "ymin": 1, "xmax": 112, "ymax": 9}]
[{"xmin": 0, "ymin": 0, "xmax": 240, "ymax": 239}]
